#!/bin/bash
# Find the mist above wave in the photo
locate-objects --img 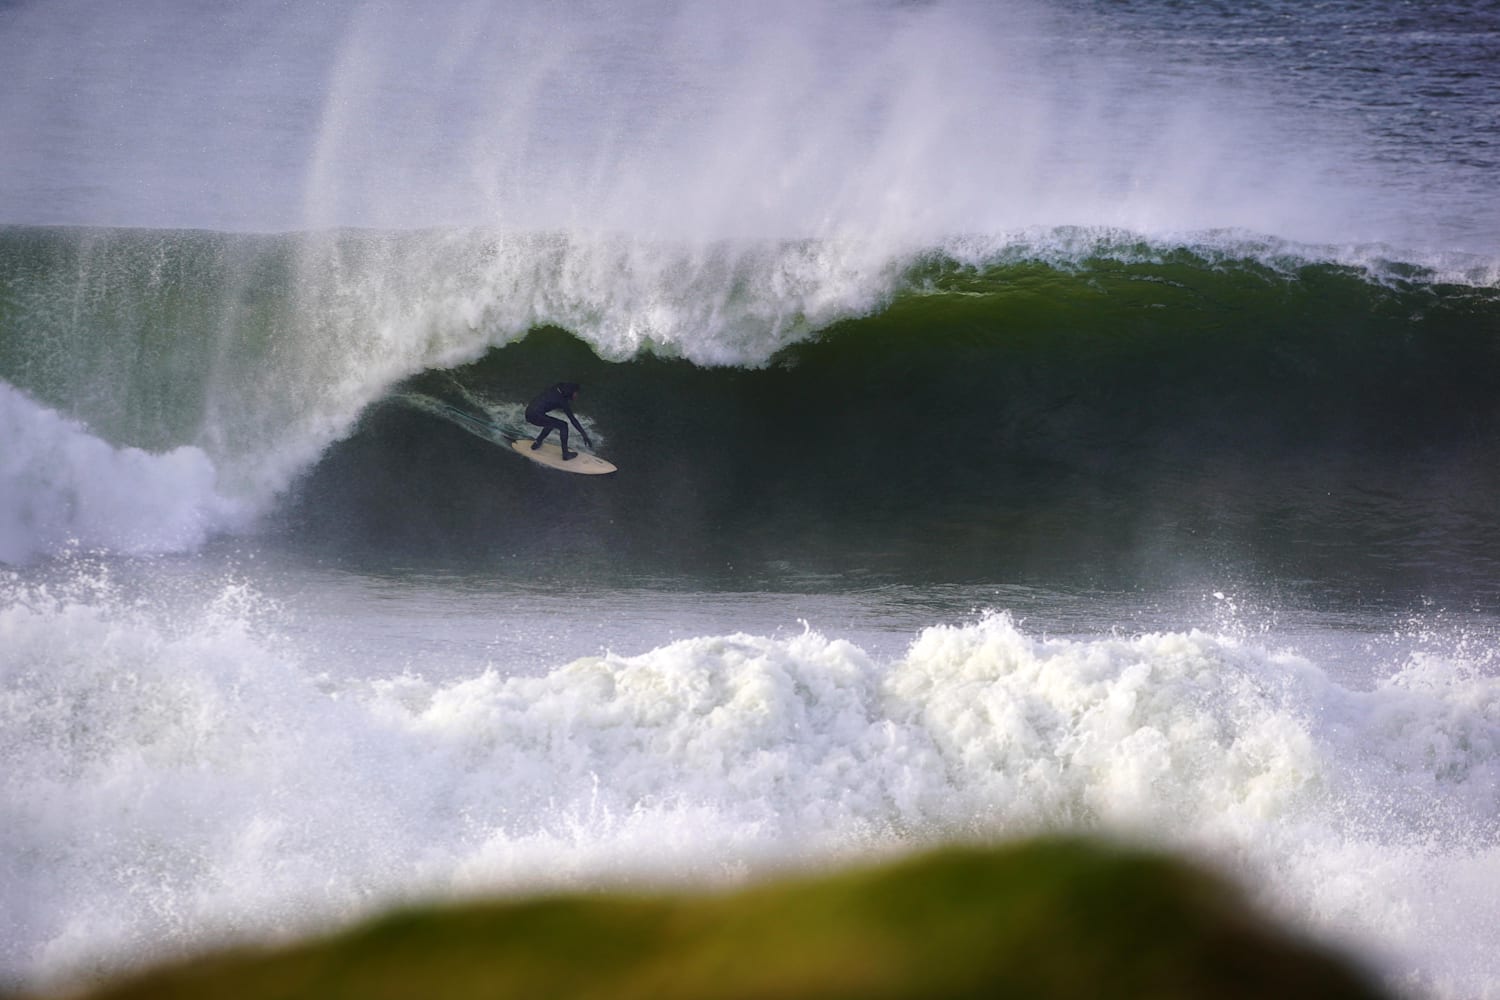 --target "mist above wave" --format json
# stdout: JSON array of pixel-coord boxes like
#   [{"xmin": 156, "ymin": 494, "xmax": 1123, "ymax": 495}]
[{"xmin": 0, "ymin": 0, "xmax": 1389, "ymax": 247}]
